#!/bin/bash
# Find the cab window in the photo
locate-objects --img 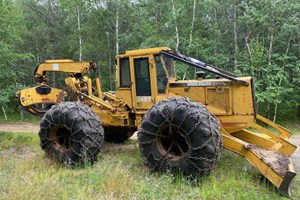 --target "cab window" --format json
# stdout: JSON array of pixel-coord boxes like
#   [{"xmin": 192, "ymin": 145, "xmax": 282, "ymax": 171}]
[
  {"xmin": 155, "ymin": 55, "xmax": 168, "ymax": 94},
  {"xmin": 120, "ymin": 57, "xmax": 131, "ymax": 87},
  {"xmin": 134, "ymin": 58, "xmax": 151, "ymax": 96}
]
